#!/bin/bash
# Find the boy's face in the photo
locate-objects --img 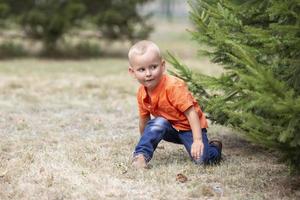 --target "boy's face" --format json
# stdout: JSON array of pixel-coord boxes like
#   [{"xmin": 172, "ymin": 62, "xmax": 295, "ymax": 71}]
[{"xmin": 129, "ymin": 49, "xmax": 165, "ymax": 92}]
